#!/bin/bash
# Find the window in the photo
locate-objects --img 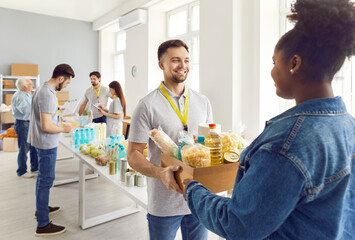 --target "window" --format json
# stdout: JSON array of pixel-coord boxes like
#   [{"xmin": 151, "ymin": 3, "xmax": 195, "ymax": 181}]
[
  {"xmin": 114, "ymin": 31, "xmax": 126, "ymax": 93},
  {"xmin": 279, "ymin": 0, "xmax": 355, "ymax": 116},
  {"xmin": 167, "ymin": 1, "xmax": 200, "ymax": 92}
]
